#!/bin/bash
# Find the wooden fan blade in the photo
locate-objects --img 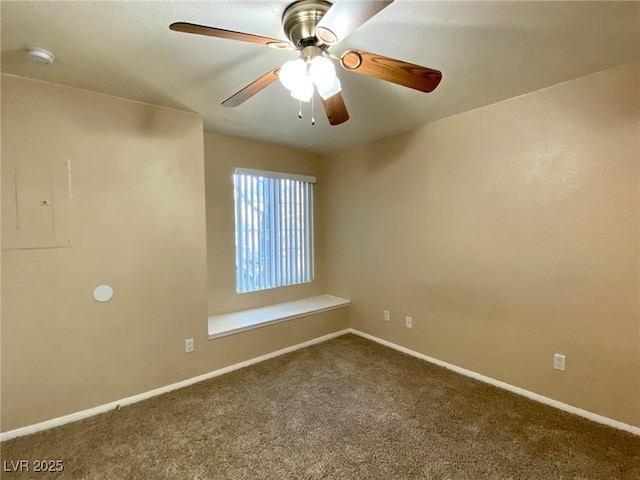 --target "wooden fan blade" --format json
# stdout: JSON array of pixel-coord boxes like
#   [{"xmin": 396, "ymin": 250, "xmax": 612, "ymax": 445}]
[
  {"xmin": 222, "ymin": 67, "xmax": 281, "ymax": 107},
  {"xmin": 170, "ymin": 22, "xmax": 292, "ymax": 49},
  {"xmin": 340, "ymin": 49, "xmax": 442, "ymax": 93},
  {"xmin": 315, "ymin": 0, "xmax": 394, "ymax": 45},
  {"xmin": 321, "ymin": 92, "xmax": 349, "ymax": 126}
]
